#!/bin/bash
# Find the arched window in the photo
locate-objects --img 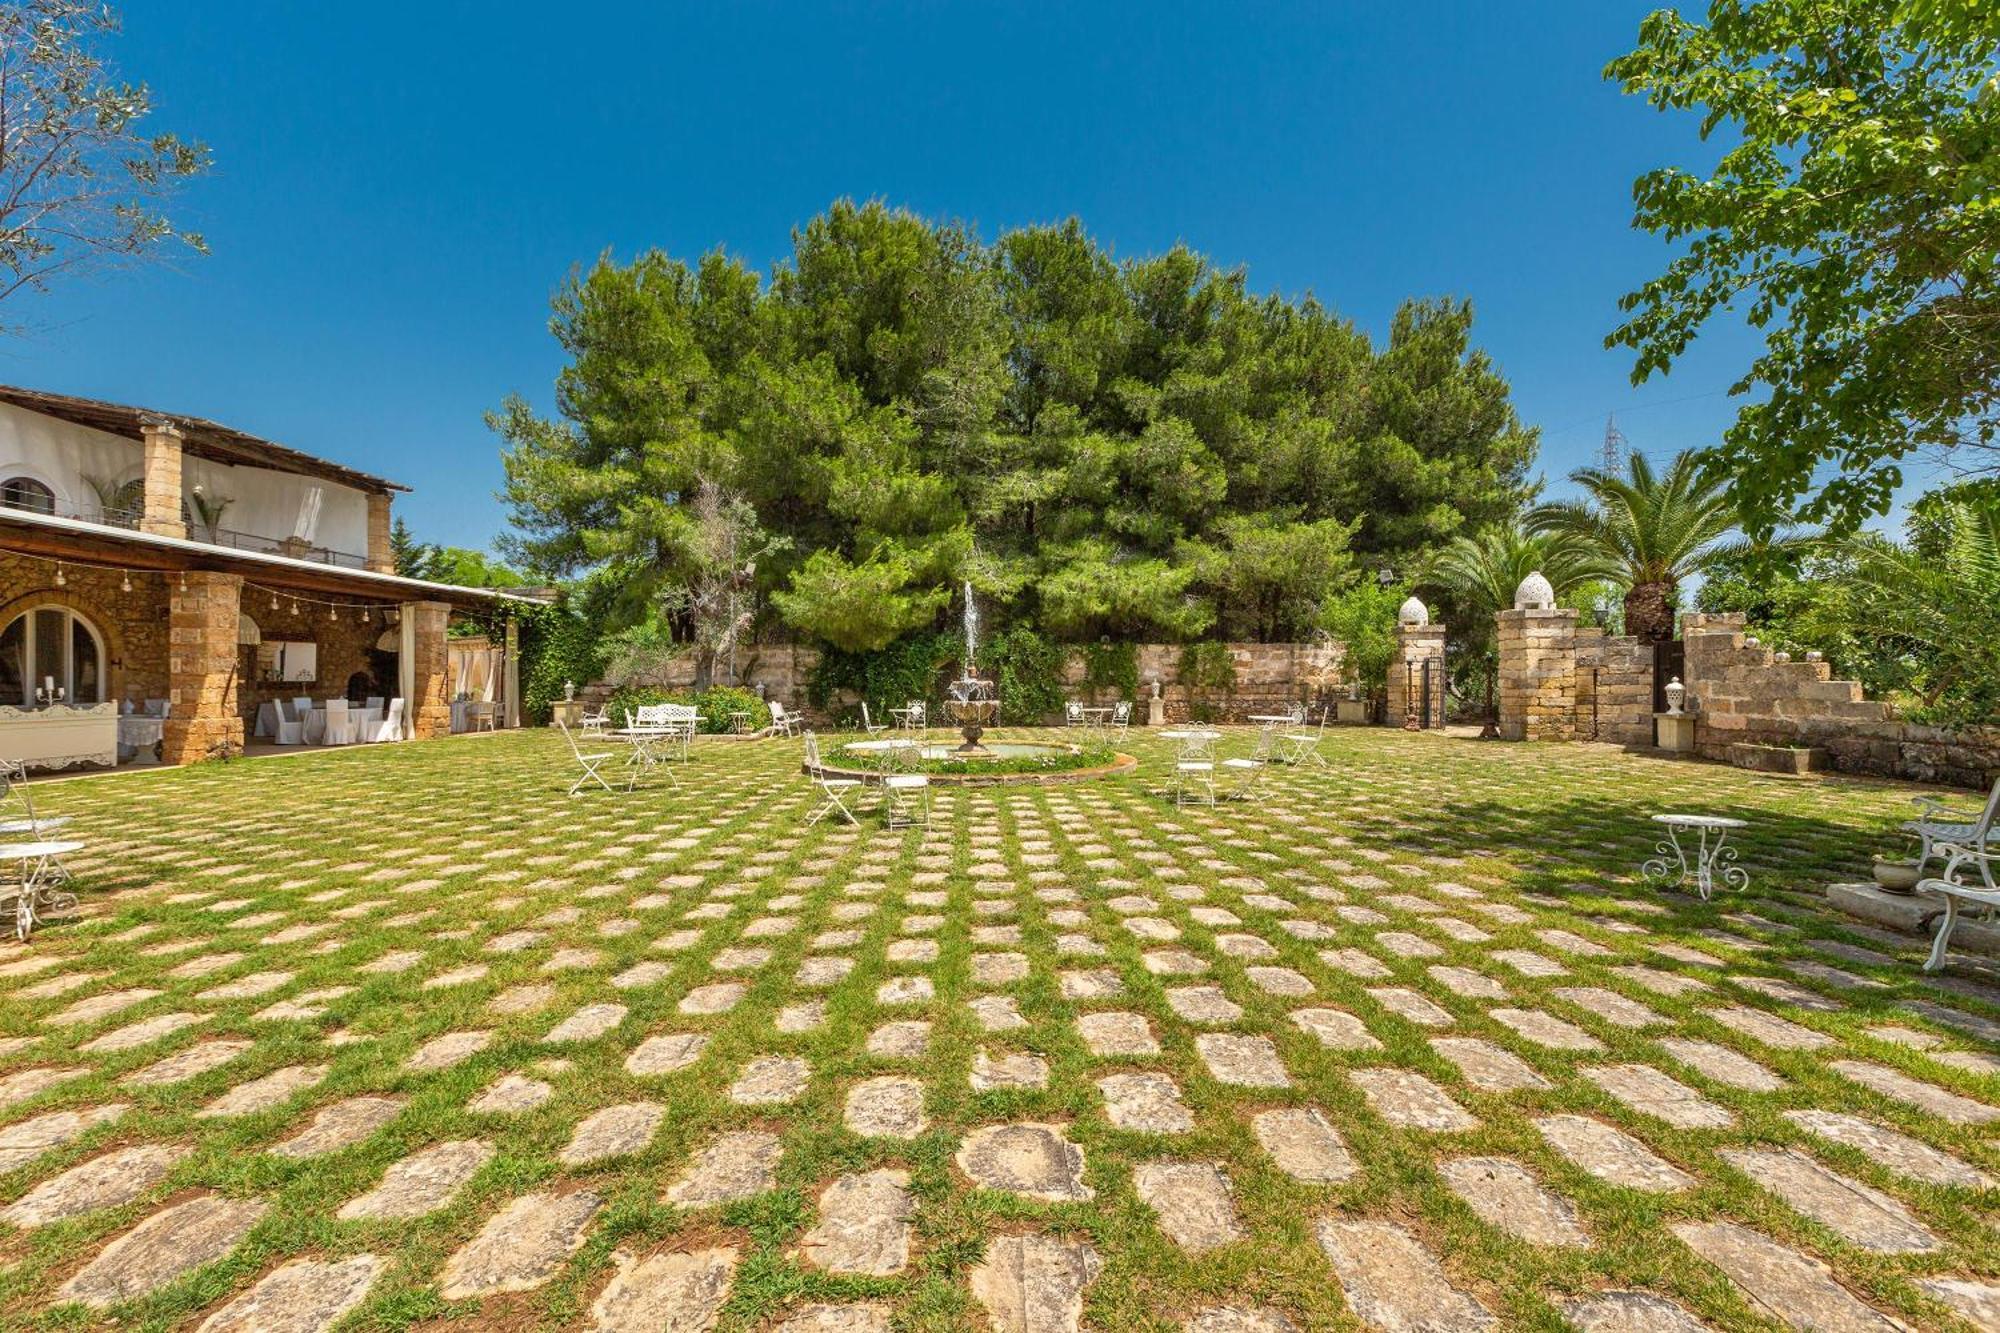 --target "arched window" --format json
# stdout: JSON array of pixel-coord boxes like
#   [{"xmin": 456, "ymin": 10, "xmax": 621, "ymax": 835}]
[
  {"xmin": 0, "ymin": 477, "xmax": 55, "ymax": 516},
  {"xmin": 0, "ymin": 607, "xmax": 105, "ymax": 706}
]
